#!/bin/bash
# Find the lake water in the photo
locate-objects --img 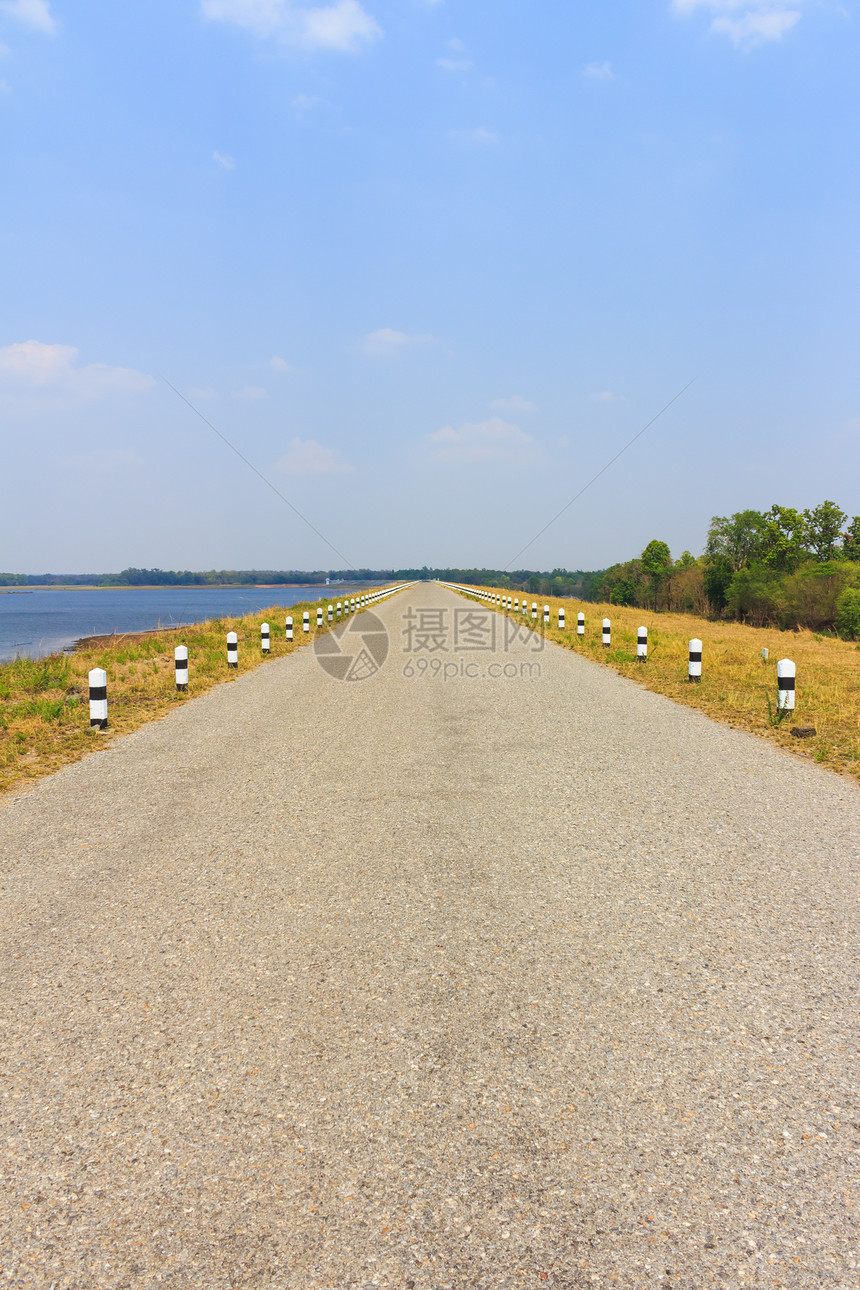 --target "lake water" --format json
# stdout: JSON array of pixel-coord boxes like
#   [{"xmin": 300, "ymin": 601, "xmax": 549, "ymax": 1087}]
[{"xmin": 0, "ymin": 586, "xmax": 369, "ymax": 662}]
